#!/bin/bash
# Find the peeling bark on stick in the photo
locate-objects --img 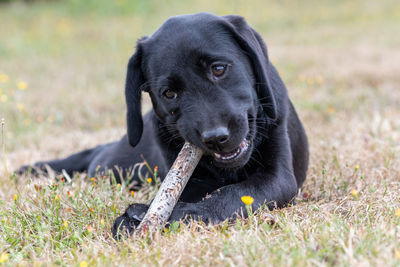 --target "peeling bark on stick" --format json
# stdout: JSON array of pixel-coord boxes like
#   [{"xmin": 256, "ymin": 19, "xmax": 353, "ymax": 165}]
[{"xmin": 137, "ymin": 142, "xmax": 203, "ymax": 233}]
